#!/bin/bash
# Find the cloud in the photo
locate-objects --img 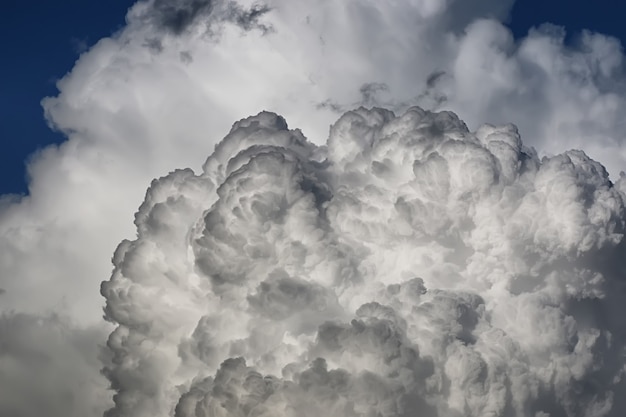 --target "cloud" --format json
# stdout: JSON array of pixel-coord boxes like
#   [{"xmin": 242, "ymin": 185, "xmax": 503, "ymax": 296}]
[
  {"xmin": 3, "ymin": 0, "xmax": 626, "ymax": 416},
  {"xmin": 101, "ymin": 107, "xmax": 626, "ymax": 416},
  {"xmin": 441, "ymin": 21, "xmax": 626, "ymax": 175},
  {"xmin": 143, "ymin": 0, "xmax": 272, "ymax": 35},
  {"xmin": 225, "ymin": 2, "xmax": 272, "ymax": 33},
  {"xmin": 149, "ymin": 0, "xmax": 215, "ymax": 34},
  {"xmin": 0, "ymin": 313, "xmax": 112, "ymax": 417}
]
